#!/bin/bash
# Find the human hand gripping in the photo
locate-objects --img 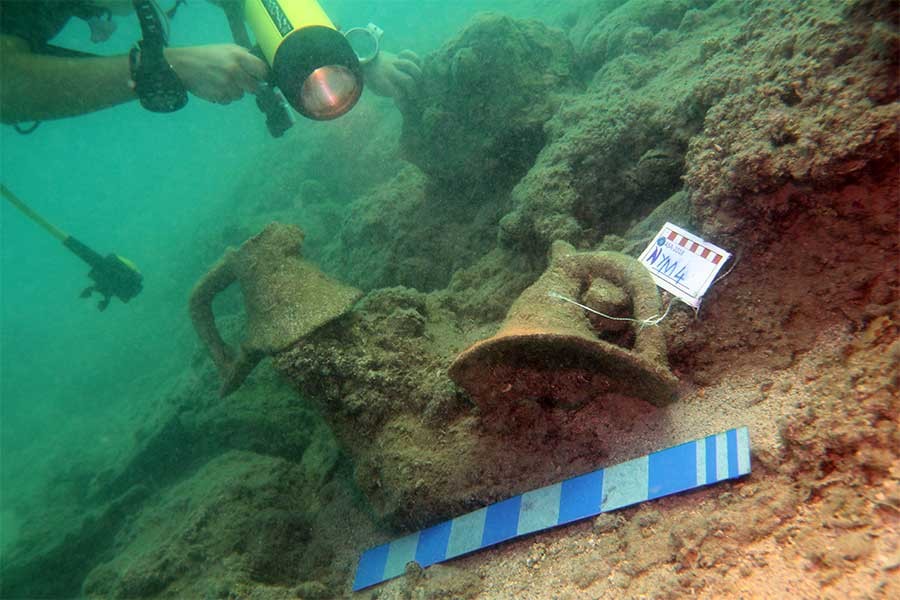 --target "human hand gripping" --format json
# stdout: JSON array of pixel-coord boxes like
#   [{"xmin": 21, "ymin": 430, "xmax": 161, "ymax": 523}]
[
  {"xmin": 164, "ymin": 44, "xmax": 269, "ymax": 105},
  {"xmin": 363, "ymin": 50, "xmax": 422, "ymax": 103}
]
